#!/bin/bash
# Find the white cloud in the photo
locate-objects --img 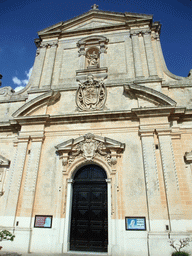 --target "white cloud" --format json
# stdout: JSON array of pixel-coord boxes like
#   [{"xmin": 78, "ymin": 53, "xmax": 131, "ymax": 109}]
[
  {"xmin": 12, "ymin": 66, "xmax": 33, "ymax": 92},
  {"xmin": 14, "ymin": 86, "xmax": 25, "ymax": 92},
  {"xmin": 12, "ymin": 77, "xmax": 22, "ymax": 86}
]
